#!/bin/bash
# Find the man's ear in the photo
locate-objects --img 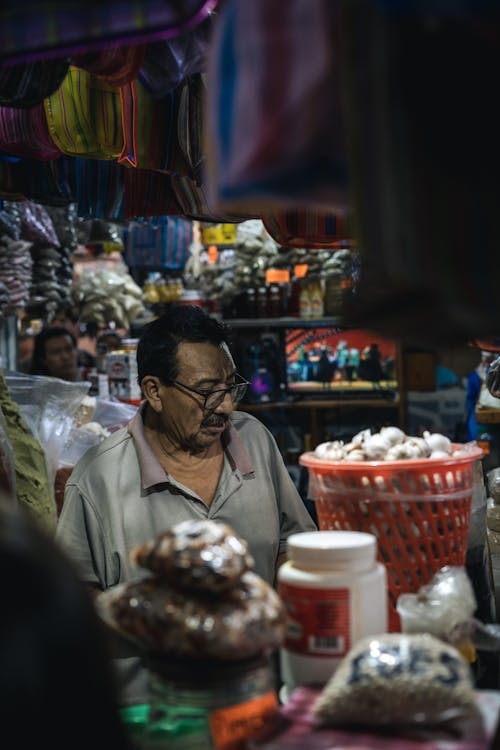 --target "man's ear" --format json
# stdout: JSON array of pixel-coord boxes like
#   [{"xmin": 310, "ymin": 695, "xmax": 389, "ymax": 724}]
[{"xmin": 141, "ymin": 376, "xmax": 163, "ymax": 413}]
